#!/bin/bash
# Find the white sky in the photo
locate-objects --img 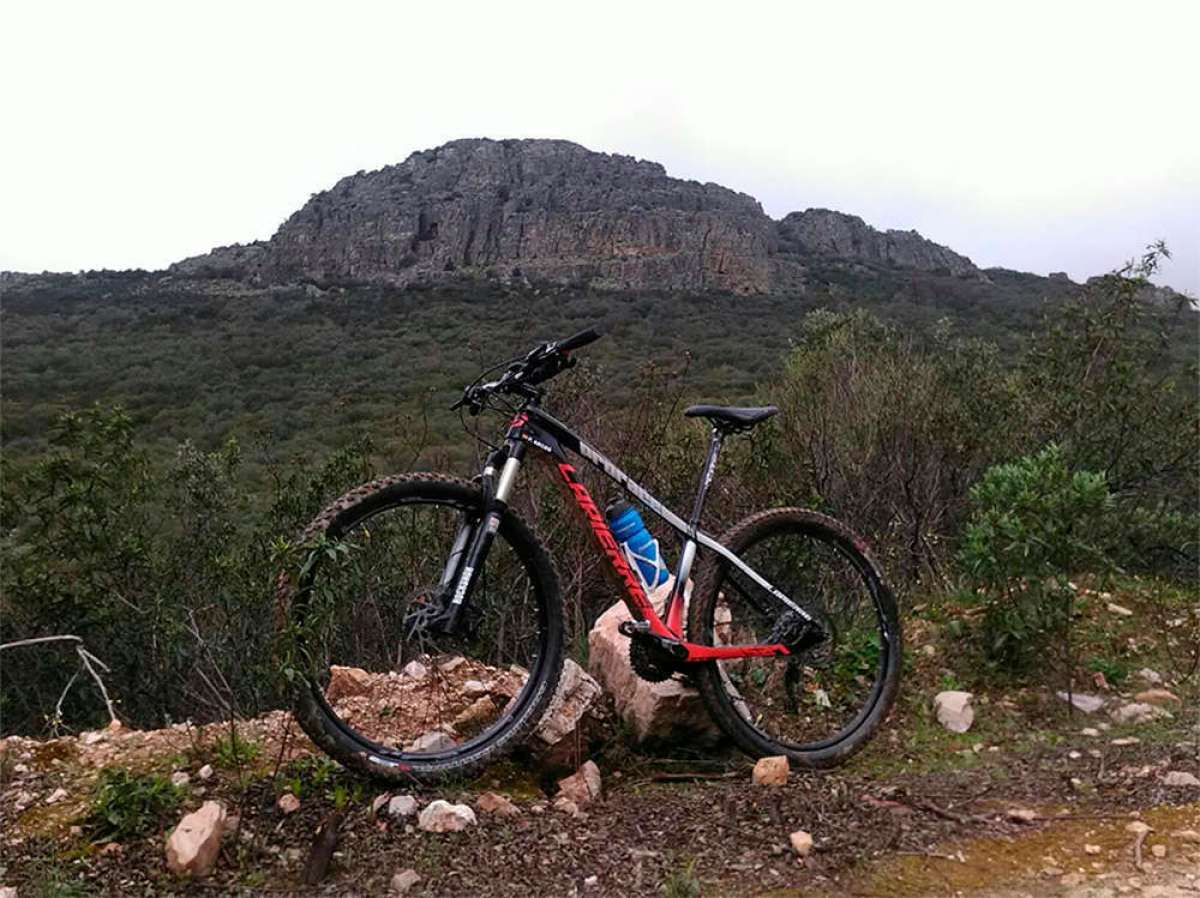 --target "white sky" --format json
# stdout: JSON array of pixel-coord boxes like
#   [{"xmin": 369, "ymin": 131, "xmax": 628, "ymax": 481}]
[{"xmin": 2, "ymin": 0, "xmax": 1197, "ymax": 293}]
